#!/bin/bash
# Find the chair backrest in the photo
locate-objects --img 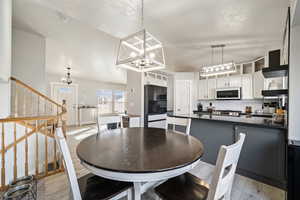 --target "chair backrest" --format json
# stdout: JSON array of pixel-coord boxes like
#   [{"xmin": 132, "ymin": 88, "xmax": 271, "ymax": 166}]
[
  {"xmin": 55, "ymin": 128, "xmax": 82, "ymax": 200},
  {"xmin": 96, "ymin": 115, "xmax": 123, "ymax": 134},
  {"xmin": 165, "ymin": 117, "xmax": 191, "ymax": 135},
  {"xmin": 207, "ymin": 133, "xmax": 246, "ymax": 200}
]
